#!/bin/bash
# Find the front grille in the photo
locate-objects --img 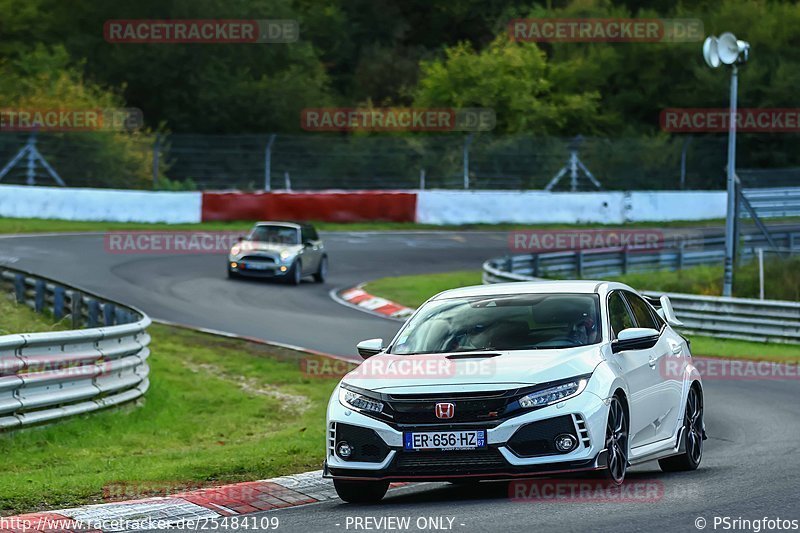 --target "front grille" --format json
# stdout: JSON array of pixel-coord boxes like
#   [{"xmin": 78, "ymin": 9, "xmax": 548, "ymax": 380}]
[
  {"xmin": 240, "ymin": 255, "xmax": 277, "ymax": 264},
  {"xmin": 395, "ymin": 449, "xmax": 508, "ymax": 474},
  {"xmin": 386, "ymin": 390, "xmax": 516, "ymax": 425},
  {"xmin": 506, "ymin": 415, "xmax": 577, "ymax": 458},
  {"xmin": 335, "ymin": 423, "xmax": 390, "ymax": 463}
]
